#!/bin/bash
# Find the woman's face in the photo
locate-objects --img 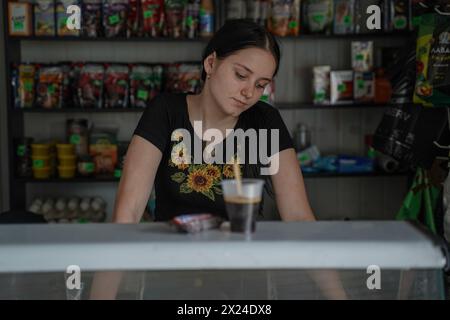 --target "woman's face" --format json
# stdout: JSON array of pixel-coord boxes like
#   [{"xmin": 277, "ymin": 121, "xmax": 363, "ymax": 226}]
[{"xmin": 205, "ymin": 47, "xmax": 277, "ymax": 117}]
